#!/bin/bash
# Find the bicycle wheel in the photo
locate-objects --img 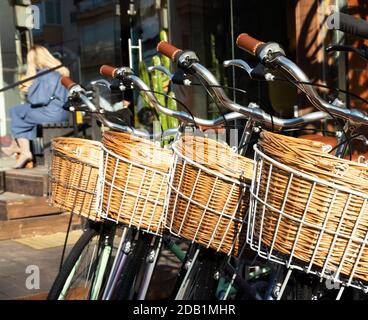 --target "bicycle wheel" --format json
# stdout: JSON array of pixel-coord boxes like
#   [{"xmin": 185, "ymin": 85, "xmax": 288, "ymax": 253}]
[{"xmin": 47, "ymin": 223, "xmax": 113, "ymax": 300}]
